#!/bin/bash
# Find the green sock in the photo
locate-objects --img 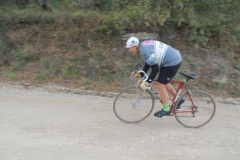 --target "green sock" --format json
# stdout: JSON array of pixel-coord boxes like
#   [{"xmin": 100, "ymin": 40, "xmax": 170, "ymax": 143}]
[{"xmin": 163, "ymin": 103, "xmax": 170, "ymax": 111}]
